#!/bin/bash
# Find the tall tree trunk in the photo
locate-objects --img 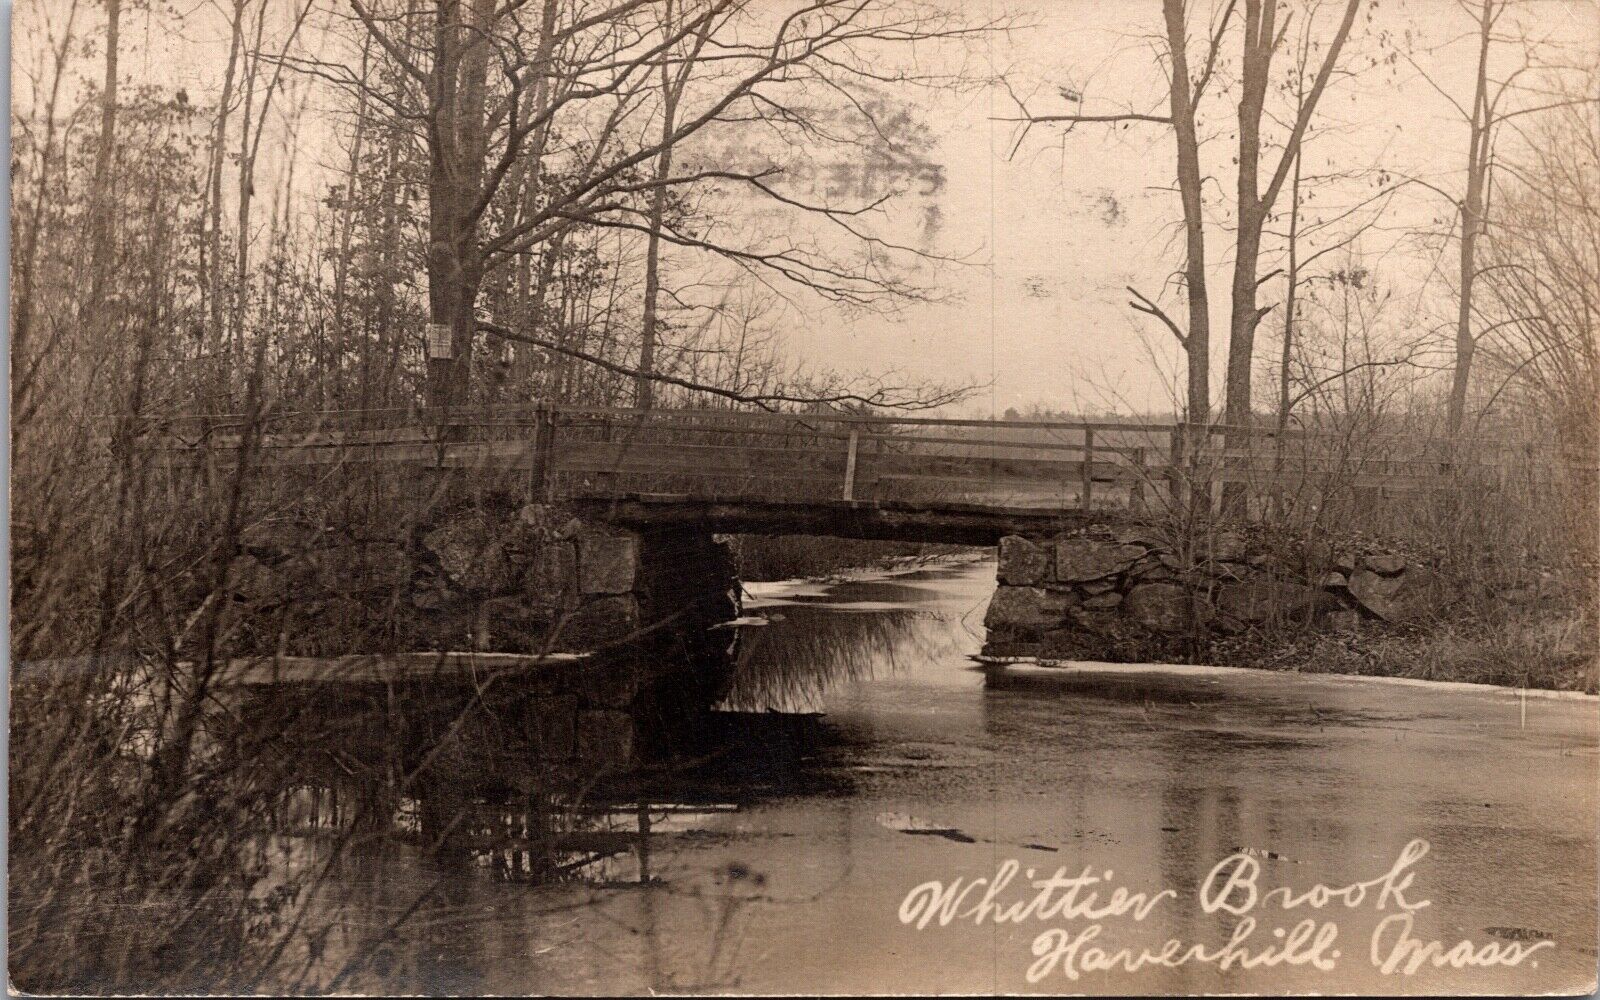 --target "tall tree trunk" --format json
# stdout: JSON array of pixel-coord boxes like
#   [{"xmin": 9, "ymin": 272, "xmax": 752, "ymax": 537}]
[
  {"xmin": 1447, "ymin": 0, "xmax": 1495, "ymax": 438},
  {"xmin": 1223, "ymin": 0, "xmax": 1275, "ymax": 443},
  {"xmin": 12, "ymin": 0, "xmax": 83, "ymax": 430},
  {"xmin": 229, "ymin": 0, "xmax": 311, "ymax": 393},
  {"xmin": 1223, "ymin": 0, "xmax": 1360, "ymax": 512},
  {"xmin": 371, "ymin": 113, "xmax": 404, "ymax": 408},
  {"xmin": 1163, "ymin": 0, "xmax": 1212, "ymax": 504},
  {"xmin": 86, "ymin": 0, "xmax": 121, "ymax": 314},
  {"xmin": 637, "ymin": 45, "xmax": 681, "ymax": 410},
  {"xmin": 331, "ymin": 36, "xmax": 374, "ymax": 406},
  {"xmin": 1275, "ymin": 145, "xmax": 1303, "ymax": 438},
  {"xmin": 425, "ymin": 0, "xmax": 496, "ymax": 409},
  {"xmin": 232, "ymin": 2, "xmax": 267, "ymax": 390},
  {"xmin": 205, "ymin": 0, "xmax": 245, "ymax": 388},
  {"xmin": 511, "ymin": 0, "xmax": 561, "ymax": 392}
]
